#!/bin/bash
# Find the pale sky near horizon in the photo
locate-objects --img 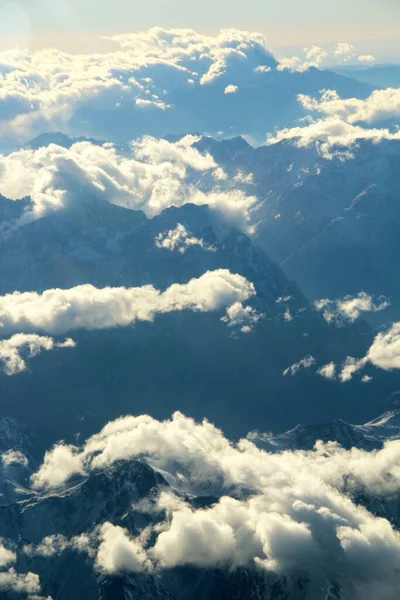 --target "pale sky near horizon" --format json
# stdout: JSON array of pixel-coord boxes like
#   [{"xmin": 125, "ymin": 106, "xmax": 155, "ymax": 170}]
[{"xmin": 0, "ymin": 0, "xmax": 399, "ymax": 59}]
